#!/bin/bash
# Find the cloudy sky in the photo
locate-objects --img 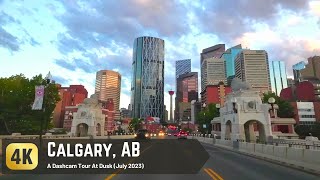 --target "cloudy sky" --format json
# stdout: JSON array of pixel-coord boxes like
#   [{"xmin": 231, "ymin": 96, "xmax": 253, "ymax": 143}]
[{"xmin": 1, "ymin": 0, "xmax": 320, "ymax": 111}]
